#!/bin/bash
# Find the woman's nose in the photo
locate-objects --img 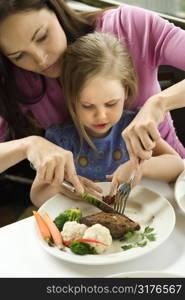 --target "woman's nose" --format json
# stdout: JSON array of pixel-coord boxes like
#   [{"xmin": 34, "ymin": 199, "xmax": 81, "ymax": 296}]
[{"xmin": 33, "ymin": 49, "xmax": 48, "ymax": 66}]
